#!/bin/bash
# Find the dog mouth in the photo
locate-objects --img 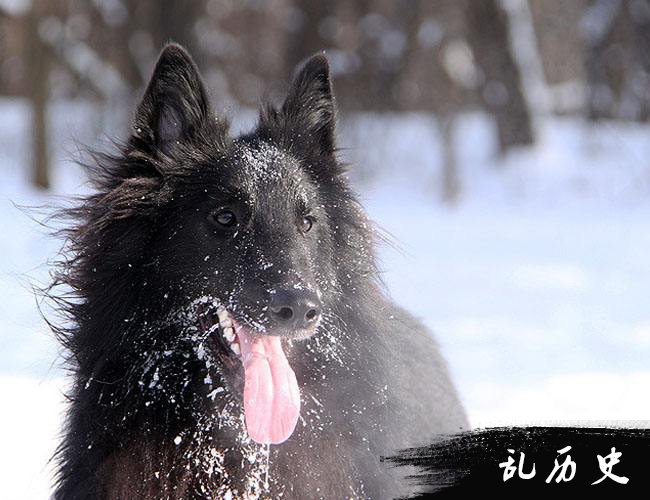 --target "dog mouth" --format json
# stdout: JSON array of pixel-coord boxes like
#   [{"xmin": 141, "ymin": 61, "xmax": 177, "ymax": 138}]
[
  {"xmin": 197, "ymin": 304, "xmax": 243, "ymax": 360},
  {"xmin": 197, "ymin": 302, "xmax": 301, "ymax": 445}
]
